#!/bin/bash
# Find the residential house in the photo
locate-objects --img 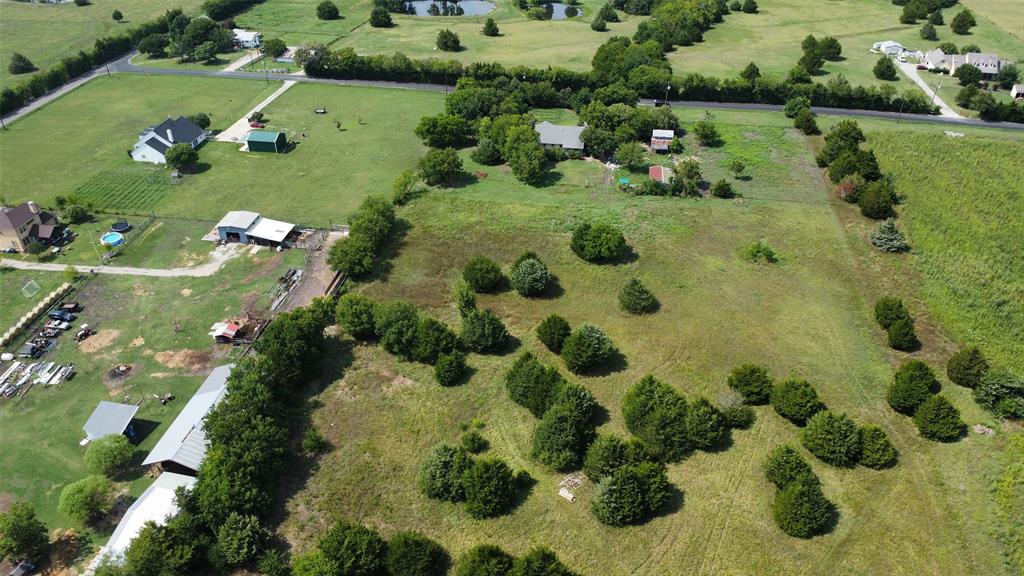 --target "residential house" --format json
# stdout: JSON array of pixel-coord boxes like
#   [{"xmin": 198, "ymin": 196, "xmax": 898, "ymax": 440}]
[
  {"xmin": 923, "ymin": 48, "xmax": 949, "ymax": 69},
  {"xmin": 534, "ymin": 121, "xmax": 586, "ymax": 151},
  {"xmin": 130, "ymin": 116, "xmax": 207, "ymax": 164},
  {"xmin": 232, "ymin": 28, "xmax": 261, "ymax": 49},
  {"xmin": 650, "ymin": 129, "xmax": 674, "ymax": 152},
  {"xmin": 1012, "ymin": 84, "xmax": 1024, "ymax": 99},
  {"xmin": 928, "ymin": 50, "xmax": 1014, "ymax": 78},
  {"xmin": 873, "ymin": 41, "xmax": 906, "ymax": 56},
  {"xmin": 0, "ymin": 201, "xmax": 60, "ymax": 253}
]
